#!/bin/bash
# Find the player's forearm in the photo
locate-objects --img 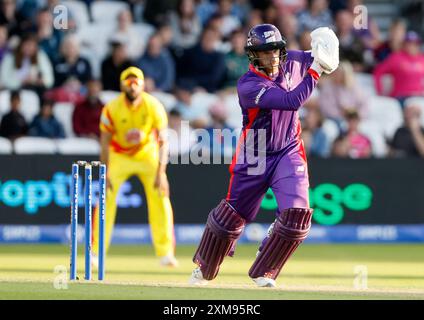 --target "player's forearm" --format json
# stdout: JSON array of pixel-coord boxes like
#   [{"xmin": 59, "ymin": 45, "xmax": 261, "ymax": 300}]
[
  {"xmin": 99, "ymin": 132, "xmax": 112, "ymax": 166},
  {"xmin": 157, "ymin": 139, "xmax": 169, "ymax": 173},
  {"xmin": 100, "ymin": 148, "xmax": 109, "ymax": 167}
]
